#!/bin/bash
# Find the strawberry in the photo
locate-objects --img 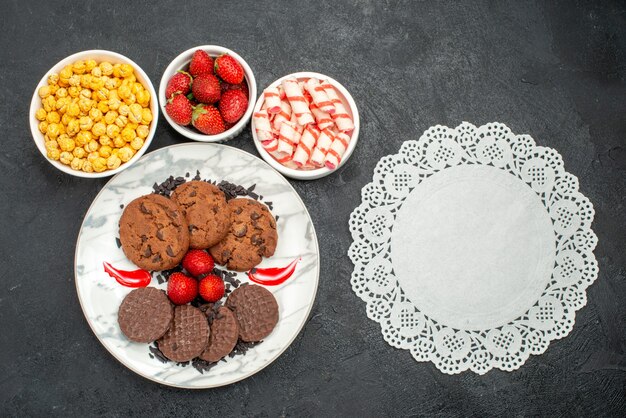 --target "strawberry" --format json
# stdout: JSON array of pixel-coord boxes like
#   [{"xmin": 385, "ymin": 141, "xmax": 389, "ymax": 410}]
[
  {"xmin": 188, "ymin": 50, "xmax": 214, "ymax": 78},
  {"xmin": 192, "ymin": 73, "xmax": 221, "ymax": 104},
  {"xmin": 219, "ymin": 89, "xmax": 248, "ymax": 124},
  {"xmin": 192, "ymin": 104, "xmax": 225, "ymax": 135},
  {"xmin": 167, "ymin": 272, "xmax": 198, "ymax": 305},
  {"xmin": 182, "ymin": 249, "xmax": 215, "ymax": 277},
  {"xmin": 198, "ymin": 274, "xmax": 225, "ymax": 303},
  {"xmin": 165, "ymin": 71, "xmax": 192, "ymax": 99},
  {"xmin": 214, "ymin": 54, "xmax": 244, "ymax": 84},
  {"xmin": 221, "ymin": 82, "xmax": 249, "ymax": 99},
  {"xmin": 165, "ymin": 93, "xmax": 192, "ymax": 126}
]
